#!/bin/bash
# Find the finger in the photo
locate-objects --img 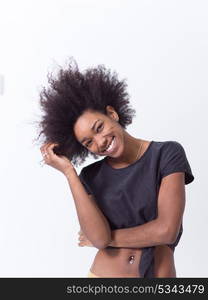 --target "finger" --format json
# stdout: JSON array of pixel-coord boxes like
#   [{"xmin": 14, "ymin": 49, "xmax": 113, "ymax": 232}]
[
  {"xmin": 40, "ymin": 142, "xmax": 51, "ymax": 152},
  {"xmin": 42, "ymin": 143, "xmax": 57, "ymax": 159},
  {"xmin": 40, "ymin": 144, "xmax": 47, "ymax": 152},
  {"xmin": 42, "ymin": 144, "xmax": 52, "ymax": 157},
  {"xmin": 40, "ymin": 144, "xmax": 51, "ymax": 158},
  {"xmin": 43, "ymin": 142, "xmax": 57, "ymax": 150},
  {"xmin": 46, "ymin": 143, "xmax": 59, "ymax": 156},
  {"xmin": 40, "ymin": 151, "xmax": 49, "ymax": 161}
]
